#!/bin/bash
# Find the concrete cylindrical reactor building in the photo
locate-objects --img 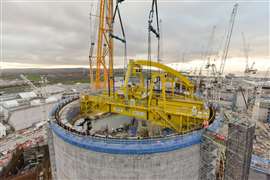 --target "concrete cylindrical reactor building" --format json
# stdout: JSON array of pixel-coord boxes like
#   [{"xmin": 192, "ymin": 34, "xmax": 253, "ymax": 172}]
[{"xmin": 48, "ymin": 97, "xmax": 219, "ymax": 180}]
